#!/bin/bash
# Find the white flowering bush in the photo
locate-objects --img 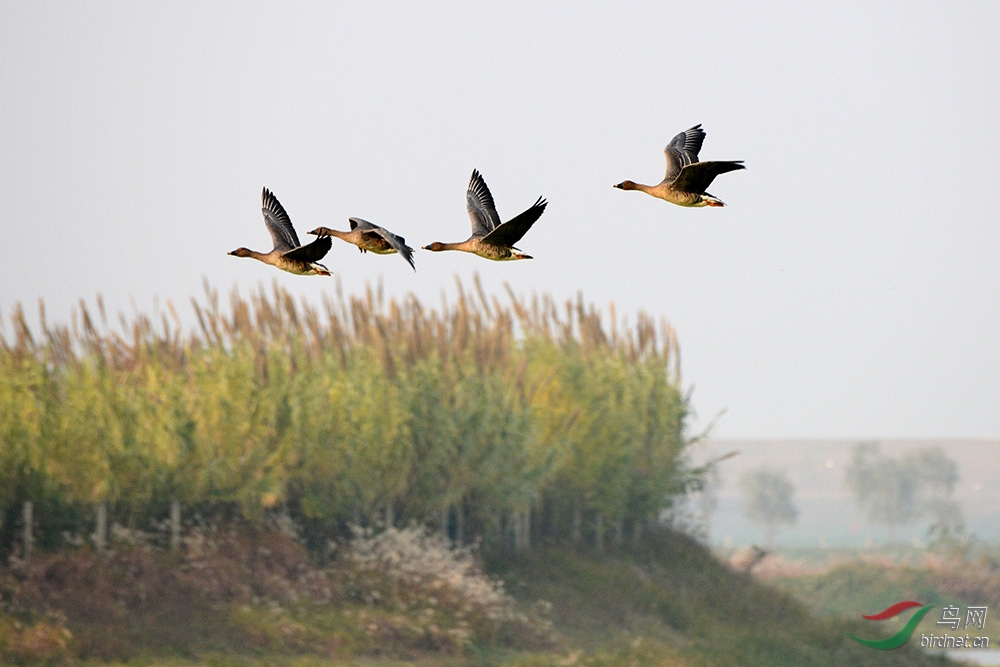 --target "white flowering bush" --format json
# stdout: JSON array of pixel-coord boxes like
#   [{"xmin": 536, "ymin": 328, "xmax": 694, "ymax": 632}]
[{"xmin": 340, "ymin": 525, "xmax": 555, "ymax": 651}]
